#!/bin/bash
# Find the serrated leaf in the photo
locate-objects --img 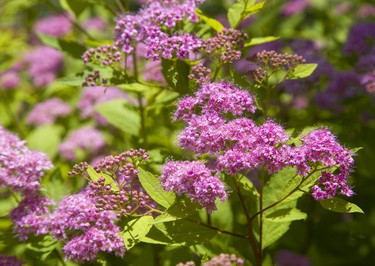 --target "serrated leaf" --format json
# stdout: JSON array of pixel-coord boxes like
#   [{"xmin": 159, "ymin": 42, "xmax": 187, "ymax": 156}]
[
  {"xmin": 123, "ymin": 216, "xmax": 154, "ymax": 249},
  {"xmin": 95, "ymin": 99, "xmax": 140, "ymax": 136},
  {"xmin": 138, "ymin": 168, "xmax": 176, "ymax": 209},
  {"xmin": 86, "ymin": 166, "xmax": 118, "ymax": 191},
  {"xmin": 196, "ymin": 9, "xmax": 224, "ymax": 31},
  {"xmin": 319, "ymin": 198, "xmax": 364, "ymax": 214},
  {"xmin": 289, "ymin": 64, "xmax": 318, "ymax": 79},
  {"xmin": 264, "ymin": 208, "xmax": 307, "ymax": 222},
  {"xmin": 26, "ymin": 124, "xmax": 63, "ymax": 159},
  {"xmin": 153, "ymin": 197, "xmax": 201, "ymax": 224},
  {"xmin": 142, "ymin": 219, "xmax": 217, "ymax": 246},
  {"xmin": 245, "ymin": 36, "xmax": 280, "ymax": 47}
]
